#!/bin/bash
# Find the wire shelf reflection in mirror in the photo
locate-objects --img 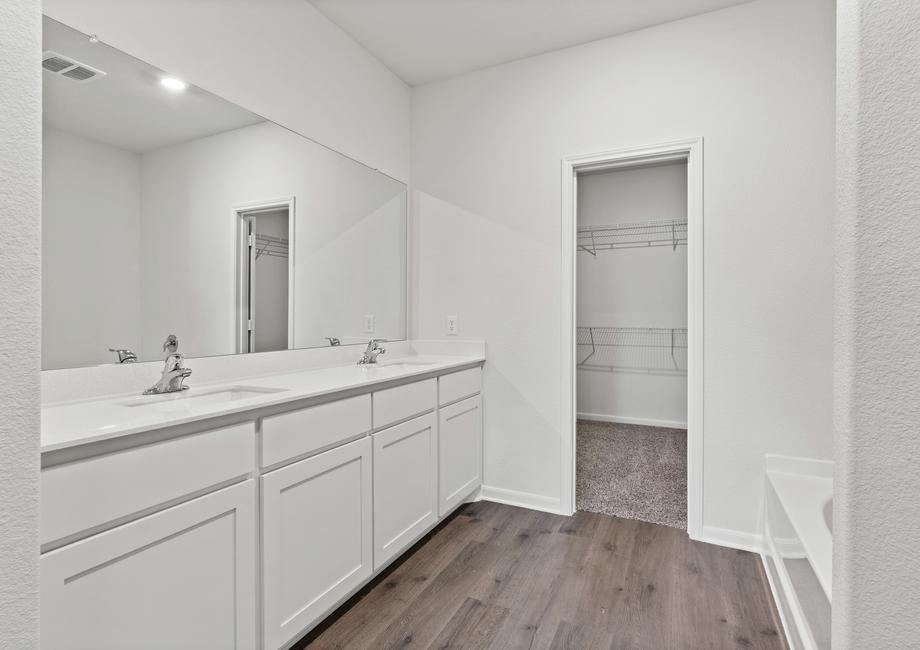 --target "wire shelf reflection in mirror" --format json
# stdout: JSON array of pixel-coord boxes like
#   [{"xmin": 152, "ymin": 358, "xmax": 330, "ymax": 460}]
[{"xmin": 254, "ymin": 233, "xmax": 289, "ymax": 260}]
